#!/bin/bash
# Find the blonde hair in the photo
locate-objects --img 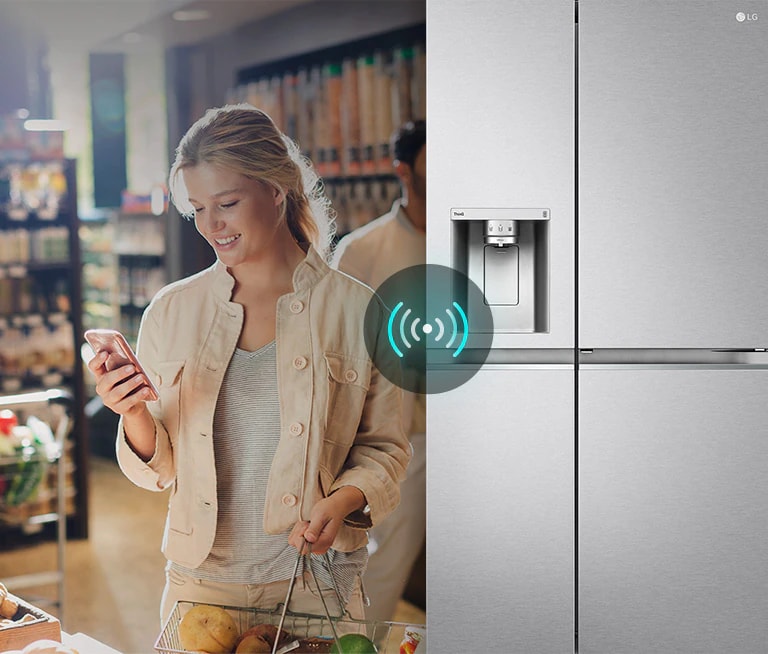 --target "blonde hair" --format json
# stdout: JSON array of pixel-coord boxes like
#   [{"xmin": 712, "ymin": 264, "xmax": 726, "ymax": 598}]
[{"xmin": 169, "ymin": 103, "xmax": 336, "ymax": 260}]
